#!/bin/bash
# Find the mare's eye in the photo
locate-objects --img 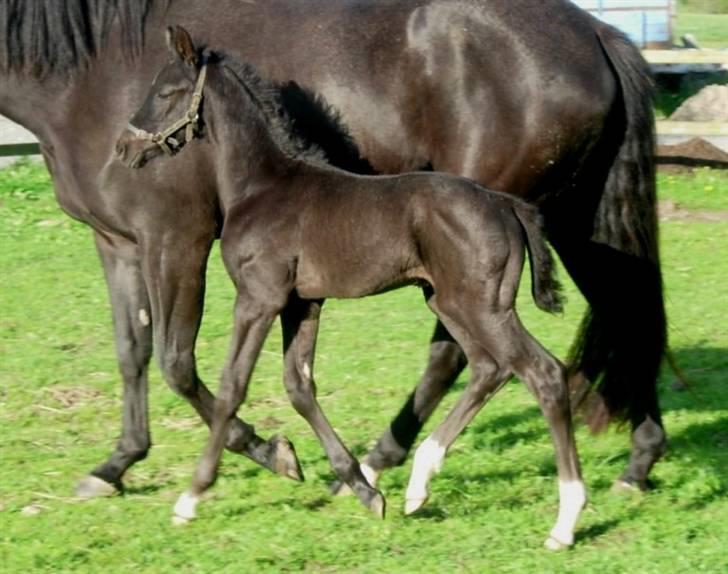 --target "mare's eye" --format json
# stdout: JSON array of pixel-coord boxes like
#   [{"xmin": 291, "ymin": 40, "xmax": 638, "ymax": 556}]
[{"xmin": 157, "ymin": 90, "xmax": 177, "ymax": 100}]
